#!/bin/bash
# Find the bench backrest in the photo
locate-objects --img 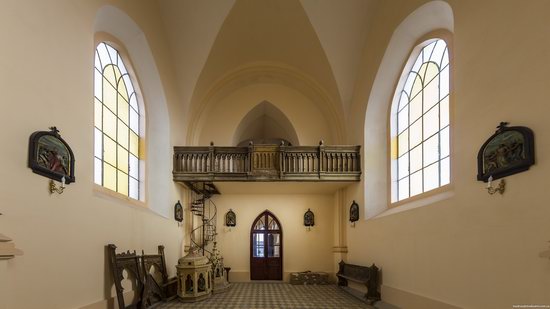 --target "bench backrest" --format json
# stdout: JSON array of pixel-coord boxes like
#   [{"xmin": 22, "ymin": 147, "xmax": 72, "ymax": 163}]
[
  {"xmin": 340, "ymin": 263, "xmax": 371, "ymax": 280},
  {"xmin": 107, "ymin": 244, "xmax": 145, "ymax": 309}
]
